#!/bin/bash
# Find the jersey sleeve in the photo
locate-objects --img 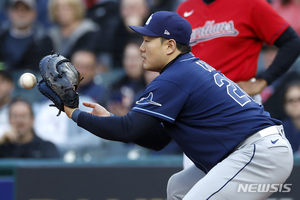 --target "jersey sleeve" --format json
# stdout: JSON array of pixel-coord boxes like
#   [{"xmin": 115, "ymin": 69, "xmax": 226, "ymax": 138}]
[
  {"xmin": 132, "ymin": 80, "xmax": 189, "ymax": 123},
  {"xmin": 250, "ymin": 0, "xmax": 289, "ymax": 45}
]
